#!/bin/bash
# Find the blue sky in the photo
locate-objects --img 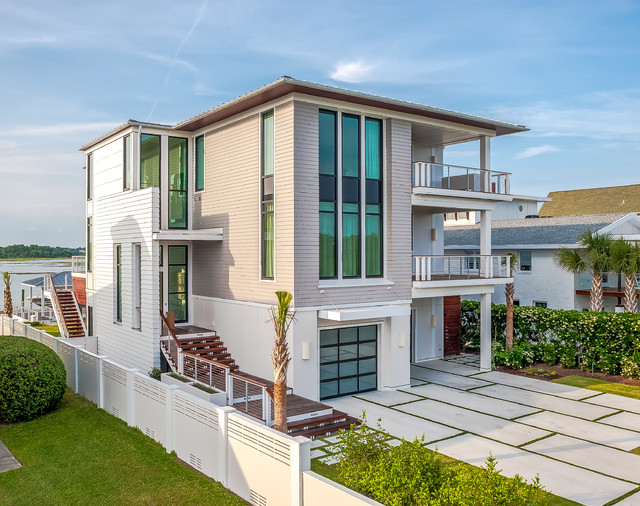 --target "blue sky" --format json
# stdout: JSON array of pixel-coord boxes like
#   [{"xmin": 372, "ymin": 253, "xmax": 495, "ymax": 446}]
[{"xmin": 0, "ymin": 0, "xmax": 639, "ymax": 246}]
